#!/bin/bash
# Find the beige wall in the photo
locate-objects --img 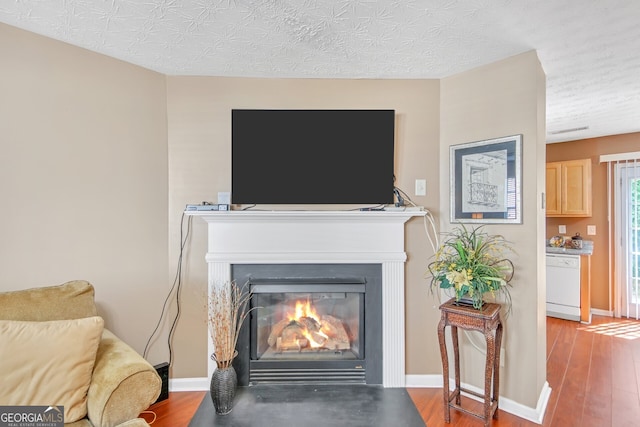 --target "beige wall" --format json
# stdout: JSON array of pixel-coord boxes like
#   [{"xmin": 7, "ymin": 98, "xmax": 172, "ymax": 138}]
[
  {"xmin": 440, "ymin": 51, "xmax": 547, "ymax": 407},
  {"xmin": 0, "ymin": 23, "xmax": 171, "ymax": 364},
  {"xmin": 167, "ymin": 51, "xmax": 547, "ymax": 409},
  {"xmin": 546, "ymin": 132, "xmax": 640, "ymax": 312},
  {"xmin": 166, "ymin": 77, "xmax": 441, "ymax": 377},
  {"xmin": 2, "ymin": 21, "xmax": 548, "ymax": 410}
]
